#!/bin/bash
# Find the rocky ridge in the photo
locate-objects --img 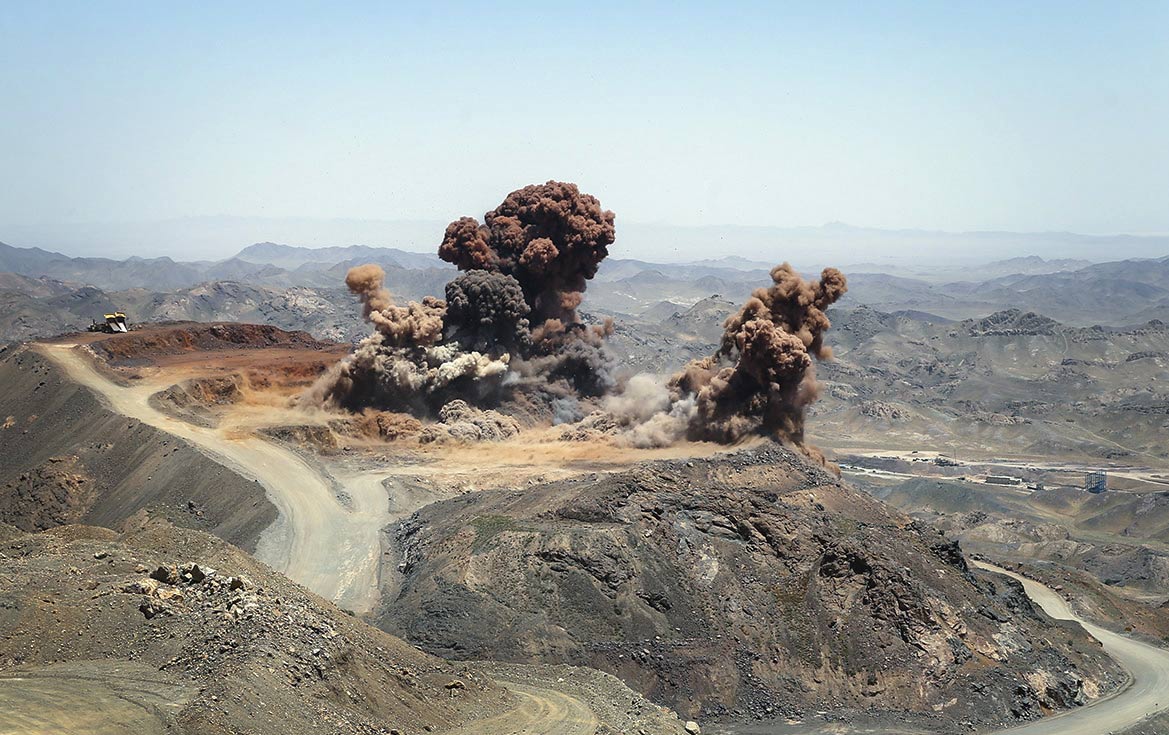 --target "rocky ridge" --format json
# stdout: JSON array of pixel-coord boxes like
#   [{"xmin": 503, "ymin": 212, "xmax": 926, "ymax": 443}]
[{"xmin": 376, "ymin": 443, "xmax": 1122, "ymax": 728}]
